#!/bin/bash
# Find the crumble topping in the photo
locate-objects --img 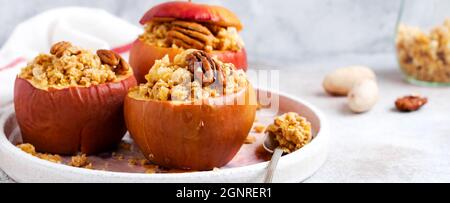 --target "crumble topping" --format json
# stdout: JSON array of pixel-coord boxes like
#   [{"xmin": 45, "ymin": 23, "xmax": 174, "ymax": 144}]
[
  {"xmin": 139, "ymin": 20, "xmax": 244, "ymax": 52},
  {"xmin": 129, "ymin": 49, "xmax": 248, "ymax": 101},
  {"xmin": 19, "ymin": 41, "xmax": 131, "ymax": 89}
]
